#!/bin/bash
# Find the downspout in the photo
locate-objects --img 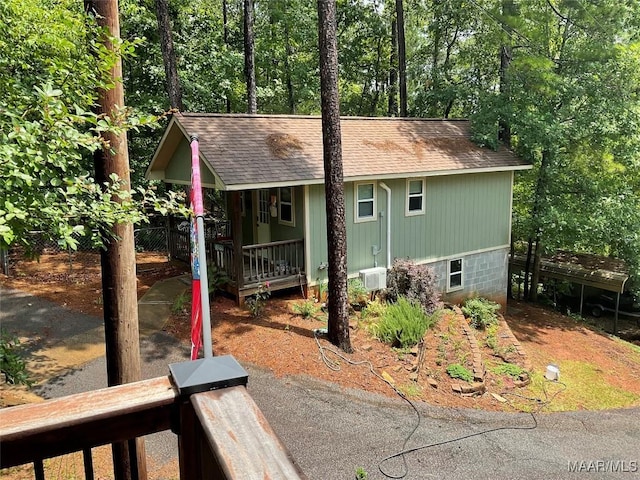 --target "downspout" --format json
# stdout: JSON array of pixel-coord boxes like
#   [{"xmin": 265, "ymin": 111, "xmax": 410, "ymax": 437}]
[{"xmin": 379, "ymin": 182, "xmax": 391, "ymax": 269}]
